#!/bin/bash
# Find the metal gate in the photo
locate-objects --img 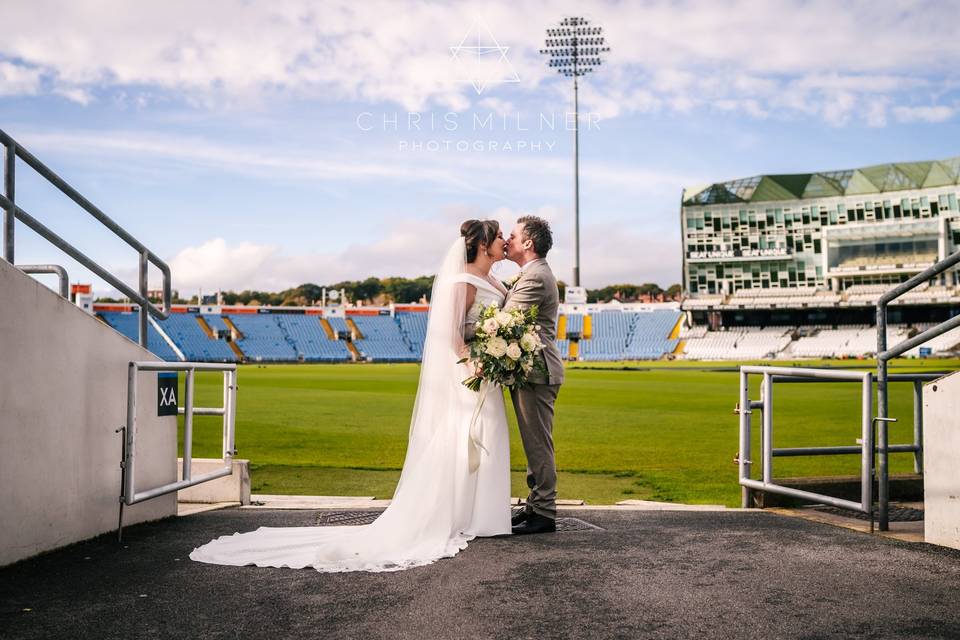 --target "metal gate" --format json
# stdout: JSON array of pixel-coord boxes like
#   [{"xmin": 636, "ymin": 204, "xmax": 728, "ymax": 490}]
[
  {"xmin": 737, "ymin": 365, "xmax": 936, "ymax": 526},
  {"xmin": 121, "ymin": 361, "xmax": 237, "ymax": 508},
  {"xmin": 737, "ymin": 366, "xmax": 875, "ymax": 514}
]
